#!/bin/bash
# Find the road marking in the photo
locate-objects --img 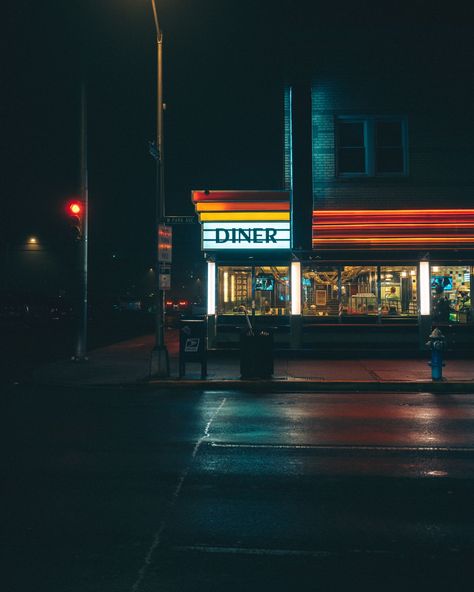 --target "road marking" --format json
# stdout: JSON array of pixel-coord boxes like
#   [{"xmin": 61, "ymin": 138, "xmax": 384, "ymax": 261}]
[
  {"xmin": 171, "ymin": 544, "xmax": 440, "ymax": 558},
  {"xmin": 130, "ymin": 397, "xmax": 227, "ymax": 592},
  {"xmin": 209, "ymin": 442, "xmax": 474, "ymax": 454}
]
